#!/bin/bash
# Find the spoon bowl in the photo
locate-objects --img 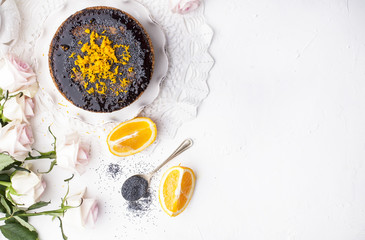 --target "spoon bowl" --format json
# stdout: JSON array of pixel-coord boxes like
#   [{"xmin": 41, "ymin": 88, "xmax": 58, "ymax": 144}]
[{"xmin": 121, "ymin": 174, "xmax": 149, "ymax": 201}]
